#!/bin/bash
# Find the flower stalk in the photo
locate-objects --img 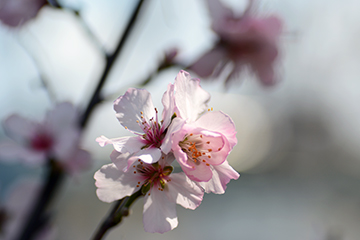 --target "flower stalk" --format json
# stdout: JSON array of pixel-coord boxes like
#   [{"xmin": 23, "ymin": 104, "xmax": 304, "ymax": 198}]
[{"xmin": 92, "ymin": 190, "xmax": 143, "ymax": 240}]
